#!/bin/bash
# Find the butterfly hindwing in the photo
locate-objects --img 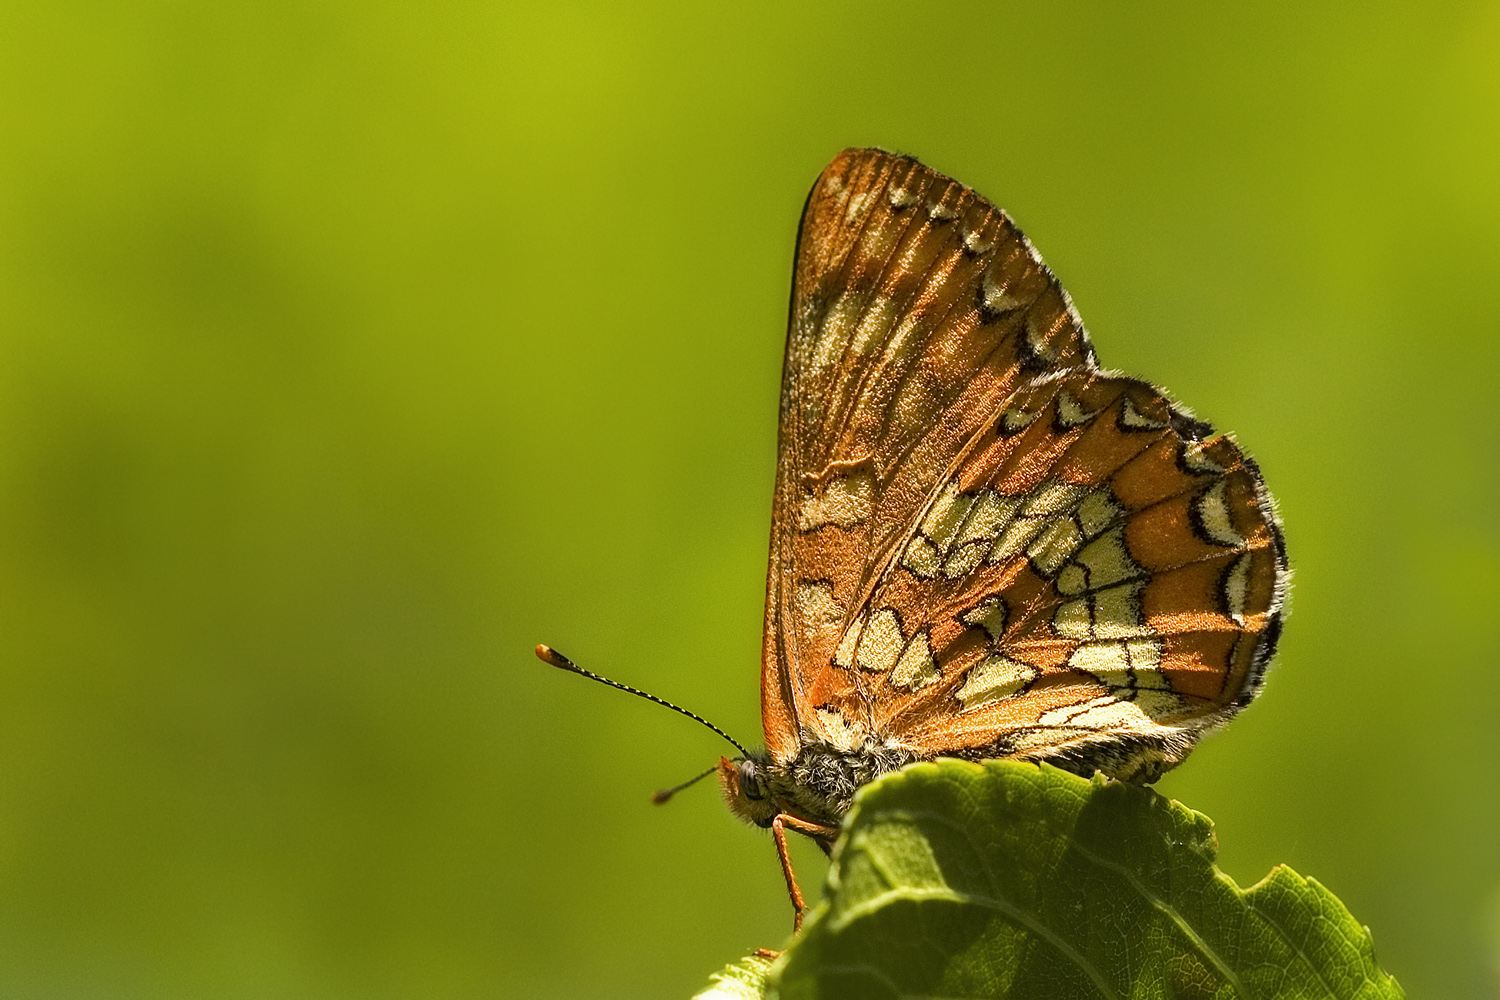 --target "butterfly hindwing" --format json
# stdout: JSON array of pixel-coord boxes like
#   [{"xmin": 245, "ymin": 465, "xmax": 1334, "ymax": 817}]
[{"xmin": 857, "ymin": 372, "xmax": 1285, "ymax": 777}]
